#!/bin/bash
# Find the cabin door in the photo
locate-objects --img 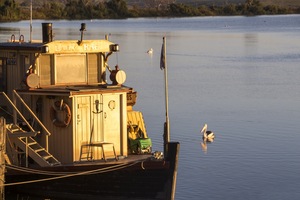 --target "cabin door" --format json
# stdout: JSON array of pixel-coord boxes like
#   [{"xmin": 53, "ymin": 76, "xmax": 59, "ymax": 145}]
[
  {"xmin": 74, "ymin": 93, "xmax": 124, "ymax": 160},
  {"xmin": 74, "ymin": 96, "xmax": 92, "ymax": 160},
  {"xmin": 102, "ymin": 93, "xmax": 121, "ymax": 155},
  {"xmin": 74, "ymin": 95, "xmax": 104, "ymax": 160}
]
